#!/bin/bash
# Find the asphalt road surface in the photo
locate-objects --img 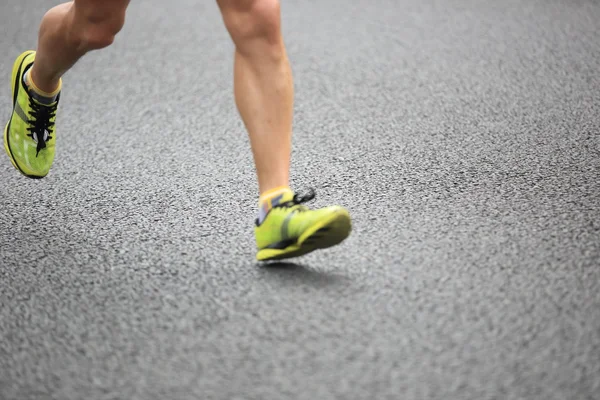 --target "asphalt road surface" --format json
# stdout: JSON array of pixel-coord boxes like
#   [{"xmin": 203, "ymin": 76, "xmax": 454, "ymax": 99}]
[{"xmin": 1, "ymin": 0, "xmax": 599, "ymax": 399}]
